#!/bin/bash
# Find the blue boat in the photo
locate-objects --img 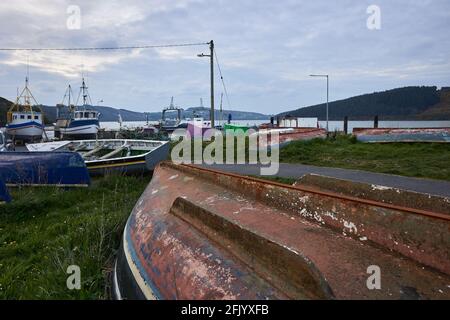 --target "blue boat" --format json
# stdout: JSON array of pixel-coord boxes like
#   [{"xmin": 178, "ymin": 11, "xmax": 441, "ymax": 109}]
[
  {"xmin": 0, "ymin": 152, "xmax": 90, "ymax": 187},
  {"xmin": 57, "ymin": 79, "xmax": 100, "ymax": 139},
  {"xmin": 0, "ymin": 178, "xmax": 11, "ymax": 203}
]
